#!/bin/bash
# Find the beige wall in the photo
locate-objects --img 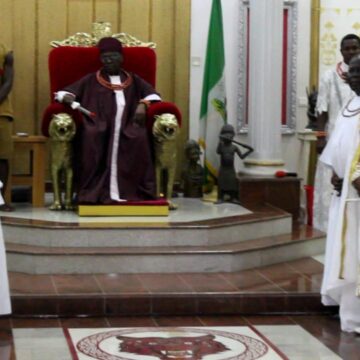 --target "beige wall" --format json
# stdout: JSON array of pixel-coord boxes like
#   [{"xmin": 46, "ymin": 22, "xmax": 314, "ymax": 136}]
[{"xmin": 0, "ymin": 0, "xmax": 190, "ymax": 175}]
